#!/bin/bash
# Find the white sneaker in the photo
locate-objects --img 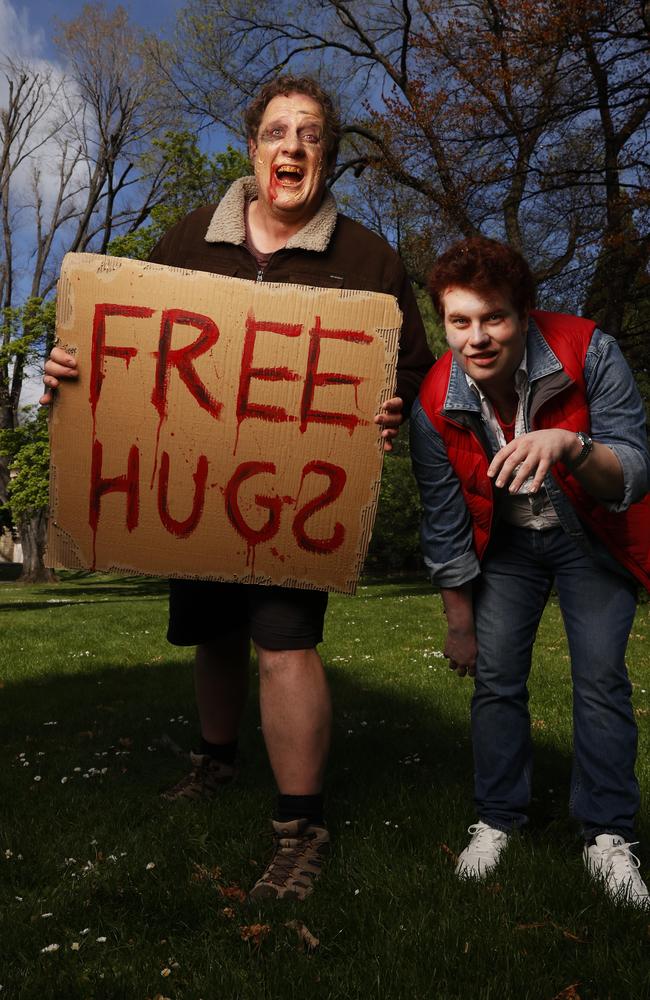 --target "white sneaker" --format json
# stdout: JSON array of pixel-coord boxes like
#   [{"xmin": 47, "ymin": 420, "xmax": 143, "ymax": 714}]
[
  {"xmin": 455, "ymin": 821, "xmax": 510, "ymax": 879},
  {"xmin": 583, "ymin": 834, "xmax": 650, "ymax": 909}
]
